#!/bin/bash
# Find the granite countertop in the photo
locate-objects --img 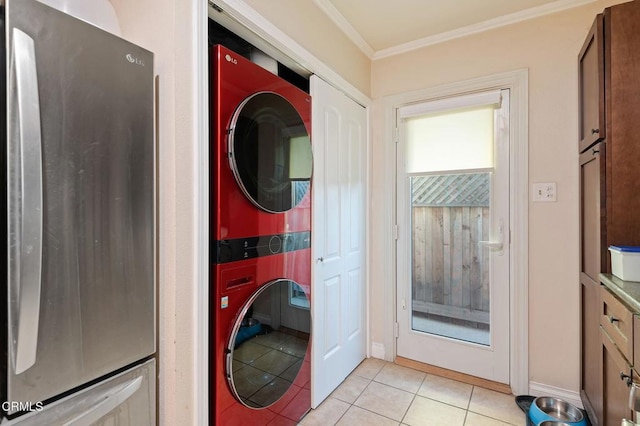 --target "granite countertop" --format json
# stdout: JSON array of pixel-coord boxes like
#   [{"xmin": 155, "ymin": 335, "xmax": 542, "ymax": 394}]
[{"xmin": 601, "ymin": 273, "xmax": 640, "ymax": 313}]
